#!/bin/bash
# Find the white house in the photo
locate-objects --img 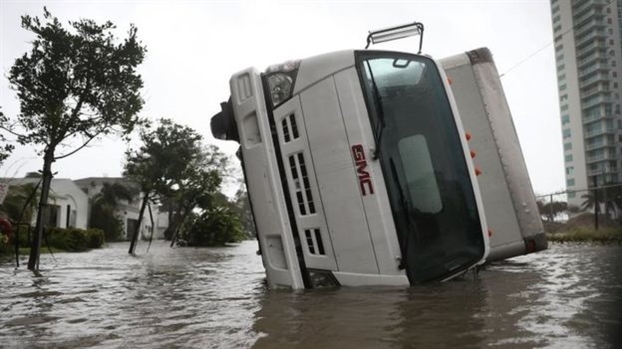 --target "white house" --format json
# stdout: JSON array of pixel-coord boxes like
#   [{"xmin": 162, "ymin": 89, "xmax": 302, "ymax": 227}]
[
  {"xmin": 0, "ymin": 177, "xmax": 89, "ymax": 229},
  {"xmin": 74, "ymin": 177, "xmax": 167, "ymax": 240}
]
